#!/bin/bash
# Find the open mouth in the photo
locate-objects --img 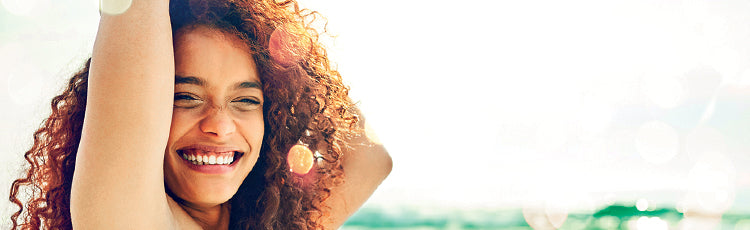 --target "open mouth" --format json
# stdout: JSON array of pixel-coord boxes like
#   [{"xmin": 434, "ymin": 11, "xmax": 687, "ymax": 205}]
[{"xmin": 176, "ymin": 149, "xmax": 245, "ymax": 166}]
